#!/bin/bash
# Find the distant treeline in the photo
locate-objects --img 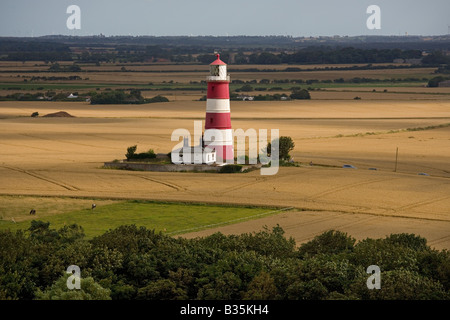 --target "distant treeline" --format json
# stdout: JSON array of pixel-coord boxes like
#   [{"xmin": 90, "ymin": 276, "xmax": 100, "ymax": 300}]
[
  {"xmin": 199, "ymin": 48, "xmax": 422, "ymax": 65},
  {"xmin": 0, "ymin": 40, "xmax": 73, "ymax": 61},
  {"xmin": 0, "ymin": 38, "xmax": 436, "ymax": 65},
  {"xmin": 30, "ymin": 75, "xmax": 82, "ymax": 81},
  {"xmin": 89, "ymin": 90, "xmax": 168, "ymax": 104}
]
